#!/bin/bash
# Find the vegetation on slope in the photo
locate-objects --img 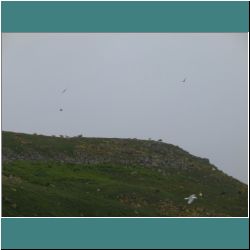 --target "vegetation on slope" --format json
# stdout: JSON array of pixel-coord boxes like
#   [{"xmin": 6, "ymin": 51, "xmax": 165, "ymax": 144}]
[{"xmin": 2, "ymin": 131, "xmax": 248, "ymax": 217}]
